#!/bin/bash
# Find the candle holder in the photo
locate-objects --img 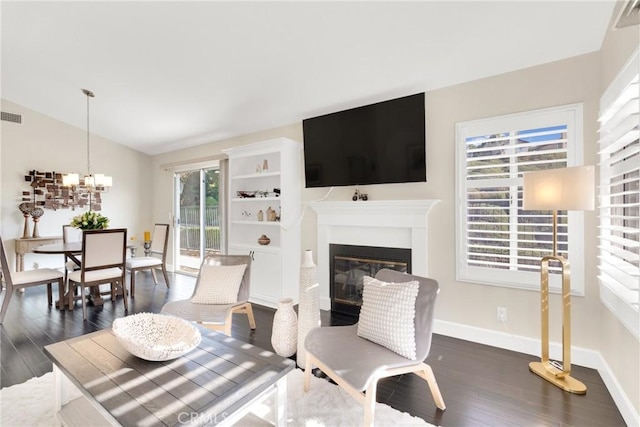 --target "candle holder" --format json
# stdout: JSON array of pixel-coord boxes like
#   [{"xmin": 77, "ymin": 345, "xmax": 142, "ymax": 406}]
[
  {"xmin": 143, "ymin": 241, "xmax": 152, "ymax": 257},
  {"xmin": 31, "ymin": 207, "xmax": 44, "ymax": 238},
  {"xmin": 18, "ymin": 202, "xmax": 34, "ymax": 239}
]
